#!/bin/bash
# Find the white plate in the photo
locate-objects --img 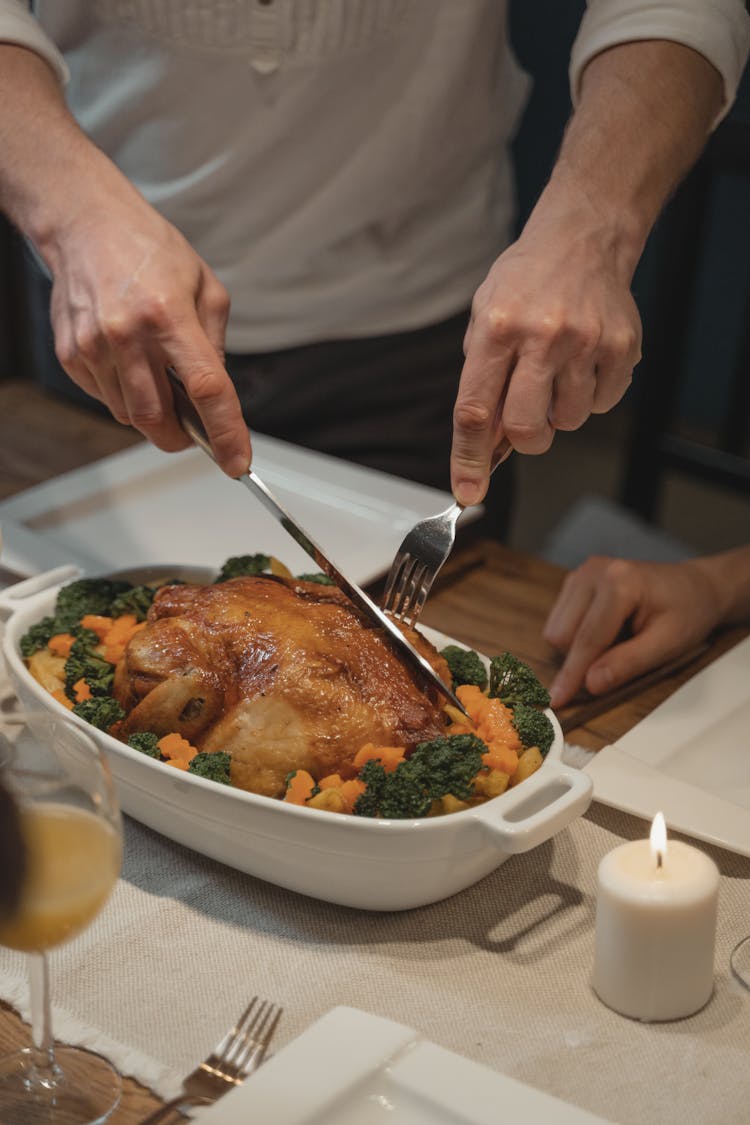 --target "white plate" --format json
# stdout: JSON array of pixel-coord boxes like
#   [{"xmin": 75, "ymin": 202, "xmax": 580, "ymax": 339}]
[
  {"xmin": 0, "ymin": 436, "xmax": 466, "ymax": 586},
  {"xmin": 197, "ymin": 1006, "xmax": 610, "ymax": 1124},
  {"xmin": 0, "ymin": 519, "xmax": 100, "ymax": 590},
  {"xmin": 586, "ymin": 635, "xmax": 750, "ymax": 856}
]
